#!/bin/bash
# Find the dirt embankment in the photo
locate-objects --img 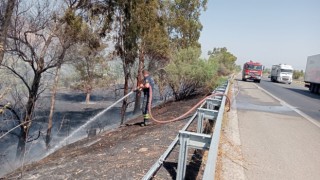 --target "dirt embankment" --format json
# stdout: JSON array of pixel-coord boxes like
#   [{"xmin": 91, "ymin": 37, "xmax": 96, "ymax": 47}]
[{"xmin": 4, "ymin": 96, "xmax": 206, "ymax": 180}]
